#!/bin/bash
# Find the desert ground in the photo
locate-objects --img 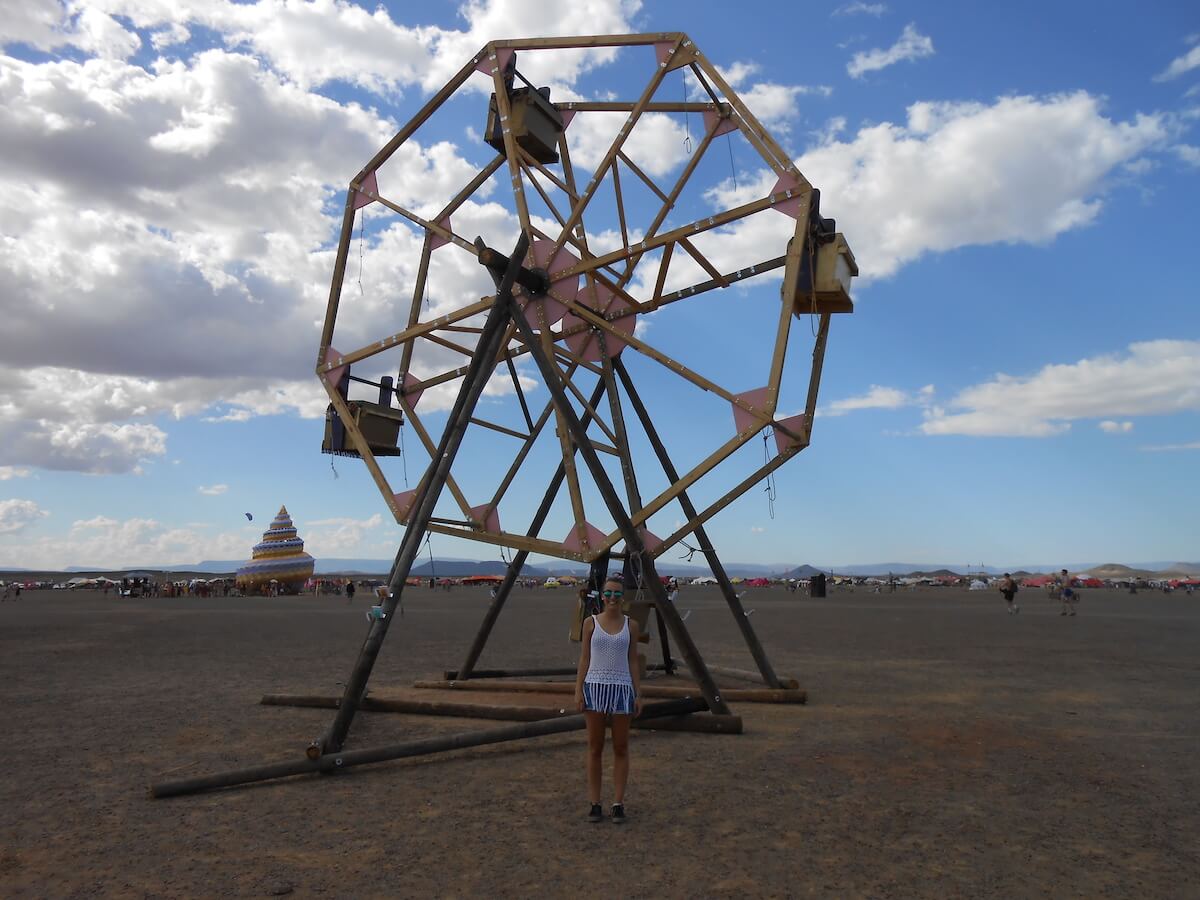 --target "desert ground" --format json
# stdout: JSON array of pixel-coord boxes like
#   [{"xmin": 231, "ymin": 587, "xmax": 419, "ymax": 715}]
[{"xmin": 1, "ymin": 583, "xmax": 1198, "ymax": 898}]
